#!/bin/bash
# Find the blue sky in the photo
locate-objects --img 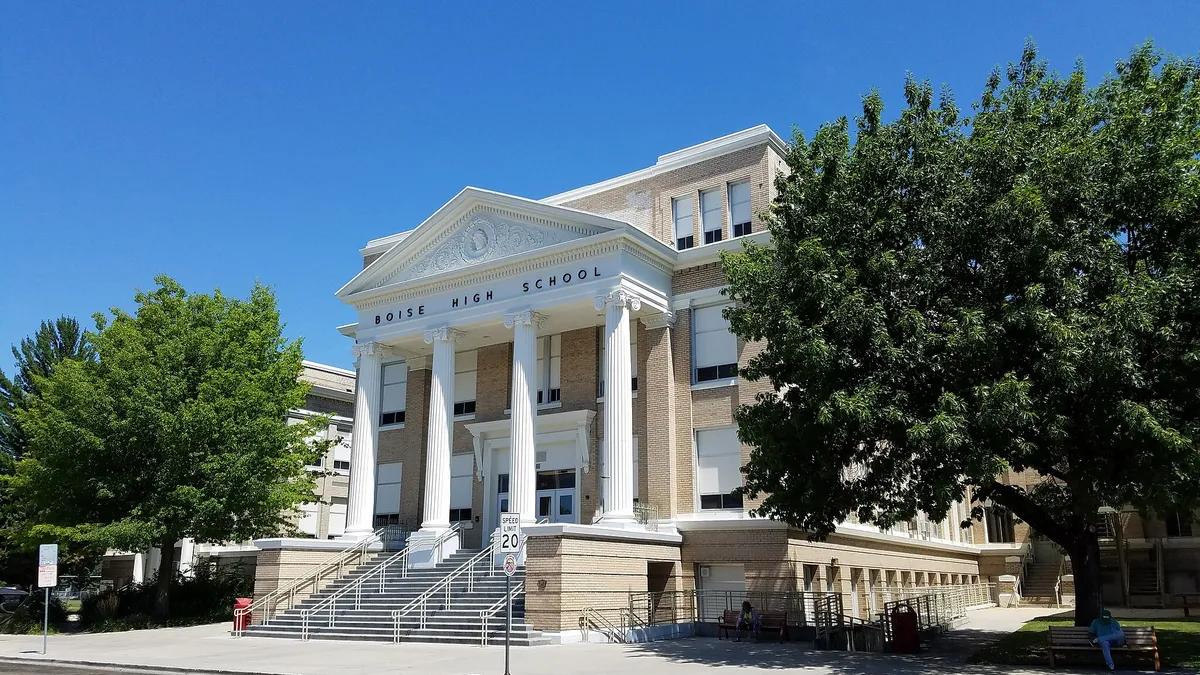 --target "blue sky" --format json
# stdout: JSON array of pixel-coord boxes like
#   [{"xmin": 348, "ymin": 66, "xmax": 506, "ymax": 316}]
[{"xmin": 2, "ymin": 1, "xmax": 1197, "ymax": 373}]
